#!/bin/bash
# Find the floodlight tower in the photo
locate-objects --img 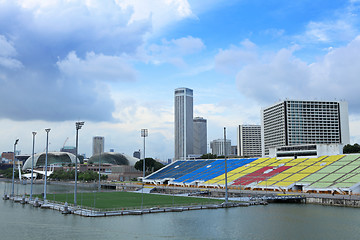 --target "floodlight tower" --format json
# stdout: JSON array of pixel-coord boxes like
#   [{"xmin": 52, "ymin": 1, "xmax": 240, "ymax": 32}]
[
  {"xmin": 44, "ymin": 128, "xmax": 51, "ymax": 201},
  {"xmin": 11, "ymin": 139, "xmax": 19, "ymax": 197},
  {"xmin": 74, "ymin": 121, "xmax": 84, "ymax": 206},
  {"xmin": 98, "ymin": 143, "xmax": 102, "ymax": 191},
  {"xmin": 224, "ymin": 127, "xmax": 228, "ymax": 204},
  {"xmin": 141, "ymin": 129, "xmax": 148, "ymax": 211},
  {"xmin": 30, "ymin": 132, "xmax": 37, "ymax": 200}
]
